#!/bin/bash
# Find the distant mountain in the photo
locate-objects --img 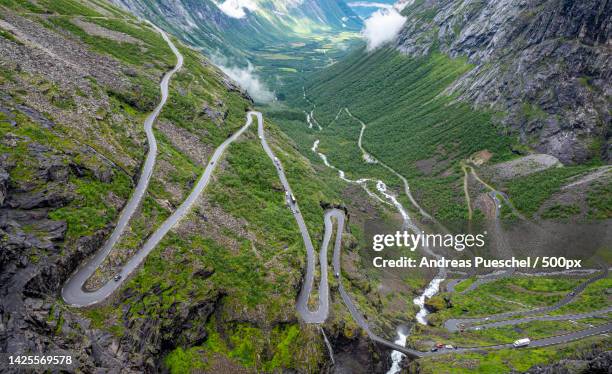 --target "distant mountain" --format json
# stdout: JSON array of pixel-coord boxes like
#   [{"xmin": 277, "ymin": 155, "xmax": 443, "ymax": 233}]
[
  {"xmin": 346, "ymin": 0, "xmax": 396, "ymax": 18},
  {"xmin": 110, "ymin": 0, "xmax": 362, "ymax": 64}
]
